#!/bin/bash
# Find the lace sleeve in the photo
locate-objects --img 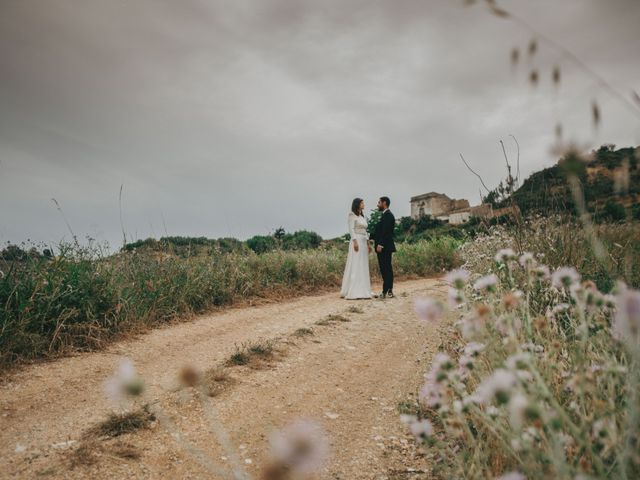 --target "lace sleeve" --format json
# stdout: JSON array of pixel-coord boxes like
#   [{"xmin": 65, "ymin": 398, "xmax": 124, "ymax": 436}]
[{"xmin": 348, "ymin": 213, "xmax": 357, "ymax": 240}]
